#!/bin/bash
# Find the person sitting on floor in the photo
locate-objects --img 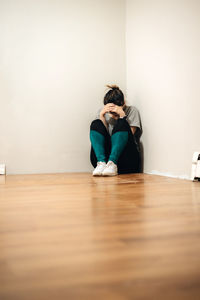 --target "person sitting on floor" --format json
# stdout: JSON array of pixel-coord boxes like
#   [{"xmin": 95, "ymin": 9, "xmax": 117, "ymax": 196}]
[{"xmin": 90, "ymin": 84, "xmax": 142, "ymax": 176}]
